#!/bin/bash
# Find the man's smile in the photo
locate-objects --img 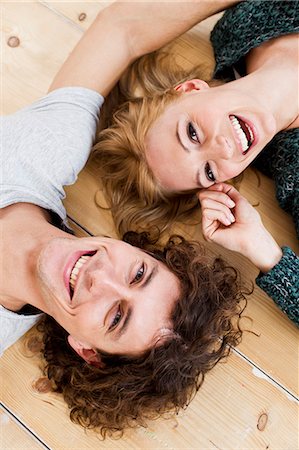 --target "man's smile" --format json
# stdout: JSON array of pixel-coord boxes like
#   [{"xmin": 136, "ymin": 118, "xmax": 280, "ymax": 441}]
[{"xmin": 67, "ymin": 251, "xmax": 97, "ymax": 301}]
